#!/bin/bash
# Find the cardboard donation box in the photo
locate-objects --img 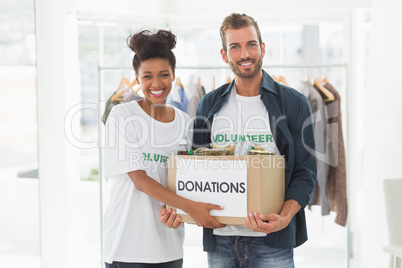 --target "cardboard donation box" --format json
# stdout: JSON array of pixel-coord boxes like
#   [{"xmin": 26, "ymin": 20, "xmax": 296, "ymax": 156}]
[{"xmin": 167, "ymin": 154, "xmax": 285, "ymax": 225}]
